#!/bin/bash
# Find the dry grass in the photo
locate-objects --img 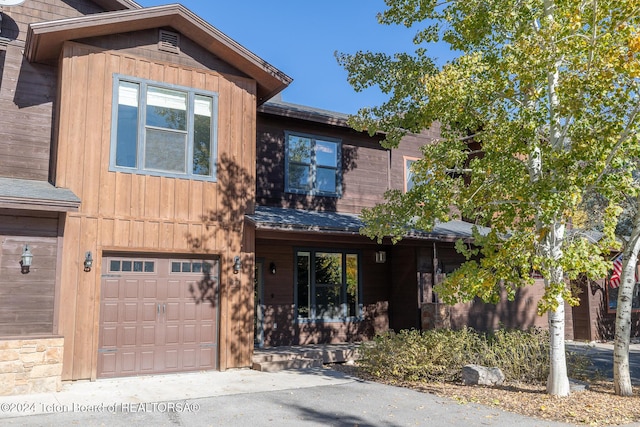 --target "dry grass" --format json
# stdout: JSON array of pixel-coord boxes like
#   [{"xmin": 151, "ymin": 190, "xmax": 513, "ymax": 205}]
[{"xmin": 331, "ymin": 364, "xmax": 640, "ymax": 426}]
